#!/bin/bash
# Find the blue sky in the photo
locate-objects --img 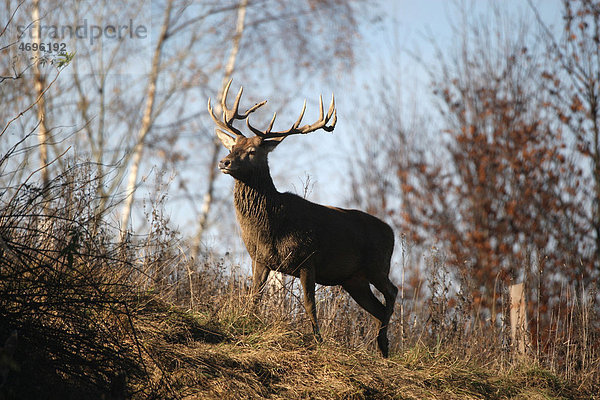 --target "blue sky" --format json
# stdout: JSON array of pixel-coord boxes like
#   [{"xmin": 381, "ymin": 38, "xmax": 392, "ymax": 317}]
[{"xmin": 276, "ymin": 0, "xmax": 566, "ymax": 205}]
